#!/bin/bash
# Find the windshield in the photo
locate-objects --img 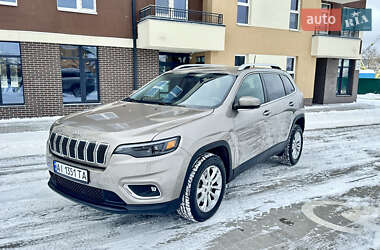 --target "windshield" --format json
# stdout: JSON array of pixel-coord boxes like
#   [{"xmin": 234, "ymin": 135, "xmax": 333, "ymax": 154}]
[{"xmin": 126, "ymin": 72, "xmax": 236, "ymax": 108}]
